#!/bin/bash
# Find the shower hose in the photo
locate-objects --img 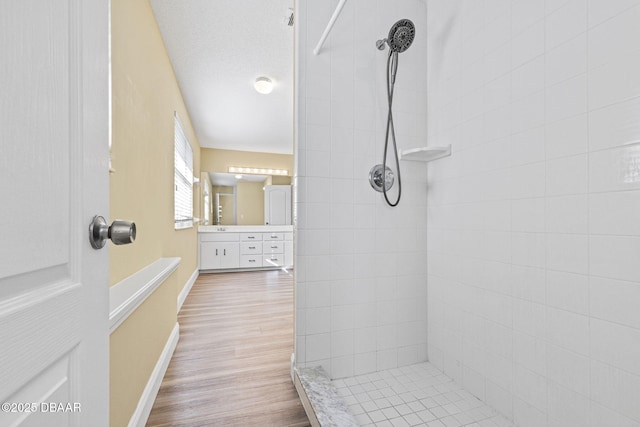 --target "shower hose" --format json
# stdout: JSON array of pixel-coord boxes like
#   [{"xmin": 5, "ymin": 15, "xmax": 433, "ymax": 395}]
[{"xmin": 382, "ymin": 50, "xmax": 402, "ymax": 207}]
